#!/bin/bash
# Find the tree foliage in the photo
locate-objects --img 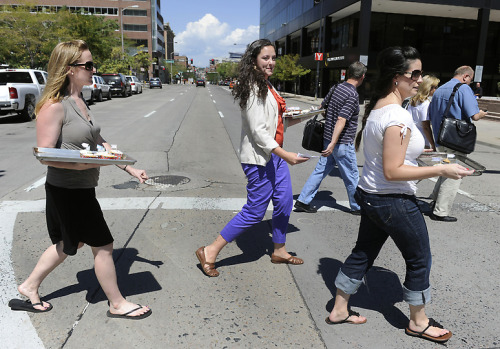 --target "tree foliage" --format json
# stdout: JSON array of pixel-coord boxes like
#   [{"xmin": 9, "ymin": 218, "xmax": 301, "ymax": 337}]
[
  {"xmin": 272, "ymin": 54, "xmax": 311, "ymax": 94},
  {"xmin": 0, "ymin": 3, "xmax": 124, "ymax": 71},
  {"xmin": 216, "ymin": 62, "xmax": 239, "ymax": 80}
]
